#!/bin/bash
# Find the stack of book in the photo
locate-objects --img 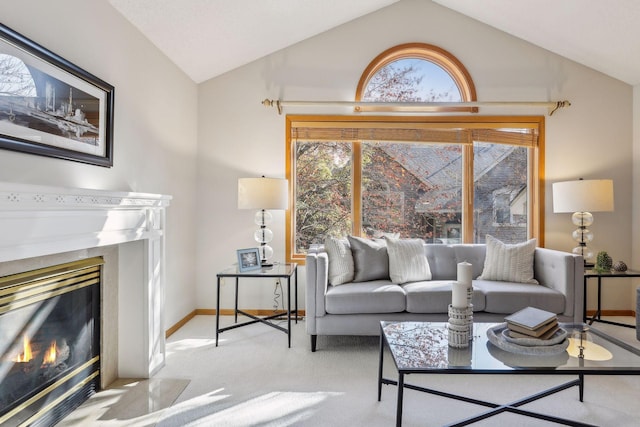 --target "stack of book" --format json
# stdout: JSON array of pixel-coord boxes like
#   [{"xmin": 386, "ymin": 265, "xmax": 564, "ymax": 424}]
[{"xmin": 504, "ymin": 306, "xmax": 558, "ymax": 340}]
